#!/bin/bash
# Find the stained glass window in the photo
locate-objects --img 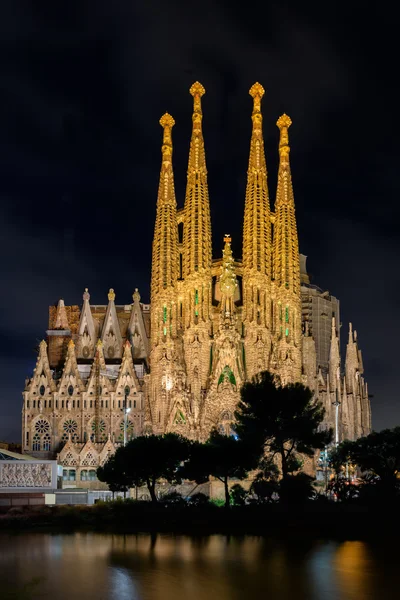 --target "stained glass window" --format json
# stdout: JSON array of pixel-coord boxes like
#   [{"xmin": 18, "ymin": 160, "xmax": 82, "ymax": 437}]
[{"xmin": 35, "ymin": 419, "xmax": 50, "ymax": 434}]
